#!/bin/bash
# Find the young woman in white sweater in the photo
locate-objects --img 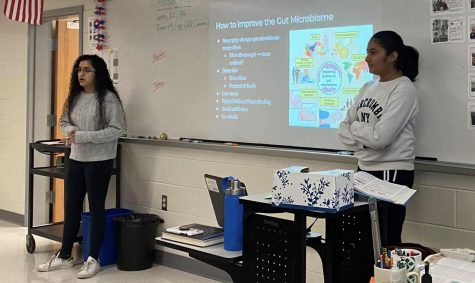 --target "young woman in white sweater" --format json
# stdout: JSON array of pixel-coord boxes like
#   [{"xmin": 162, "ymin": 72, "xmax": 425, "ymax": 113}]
[{"xmin": 38, "ymin": 55, "xmax": 126, "ymax": 278}]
